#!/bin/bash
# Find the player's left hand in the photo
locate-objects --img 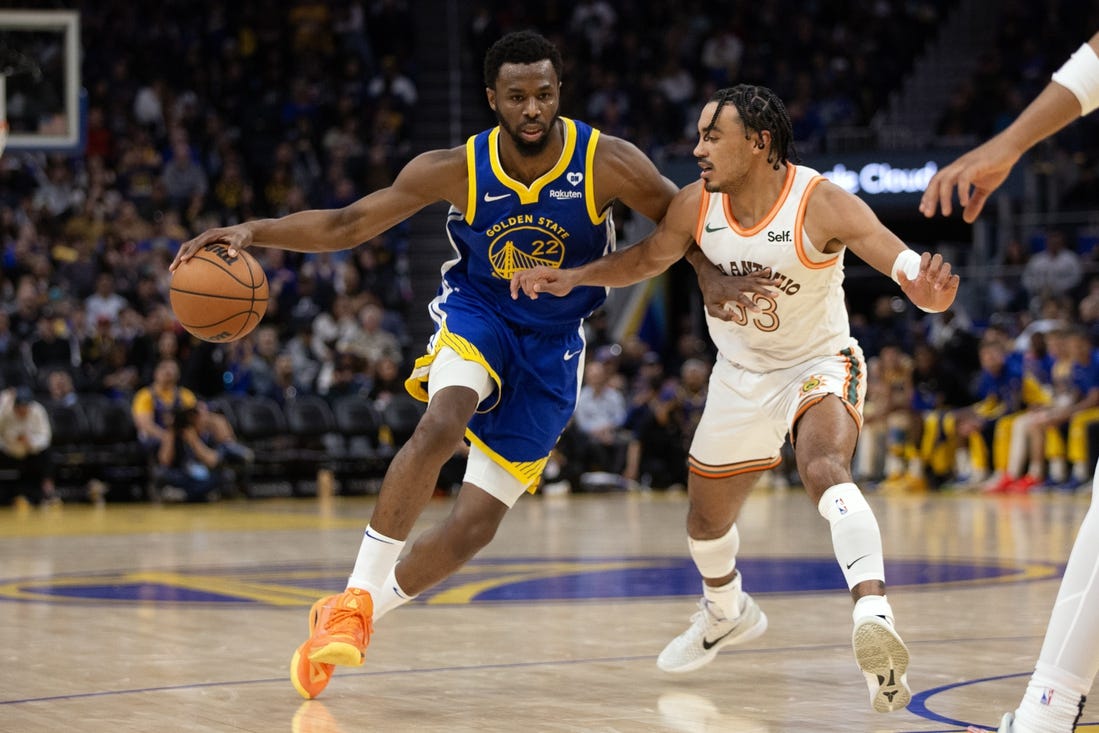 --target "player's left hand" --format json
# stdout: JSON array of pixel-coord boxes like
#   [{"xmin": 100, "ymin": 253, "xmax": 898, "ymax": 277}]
[
  {"xmin": 897, "ymin": 252, "xmax": 959, "ymax": 313},
  {"xmin": 695, "ymin": 264, "xmax": 781, "ymax": 321},
  {"xmin": 510, "ymin": 266, "xmax": 579, "ymax": 300}
]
